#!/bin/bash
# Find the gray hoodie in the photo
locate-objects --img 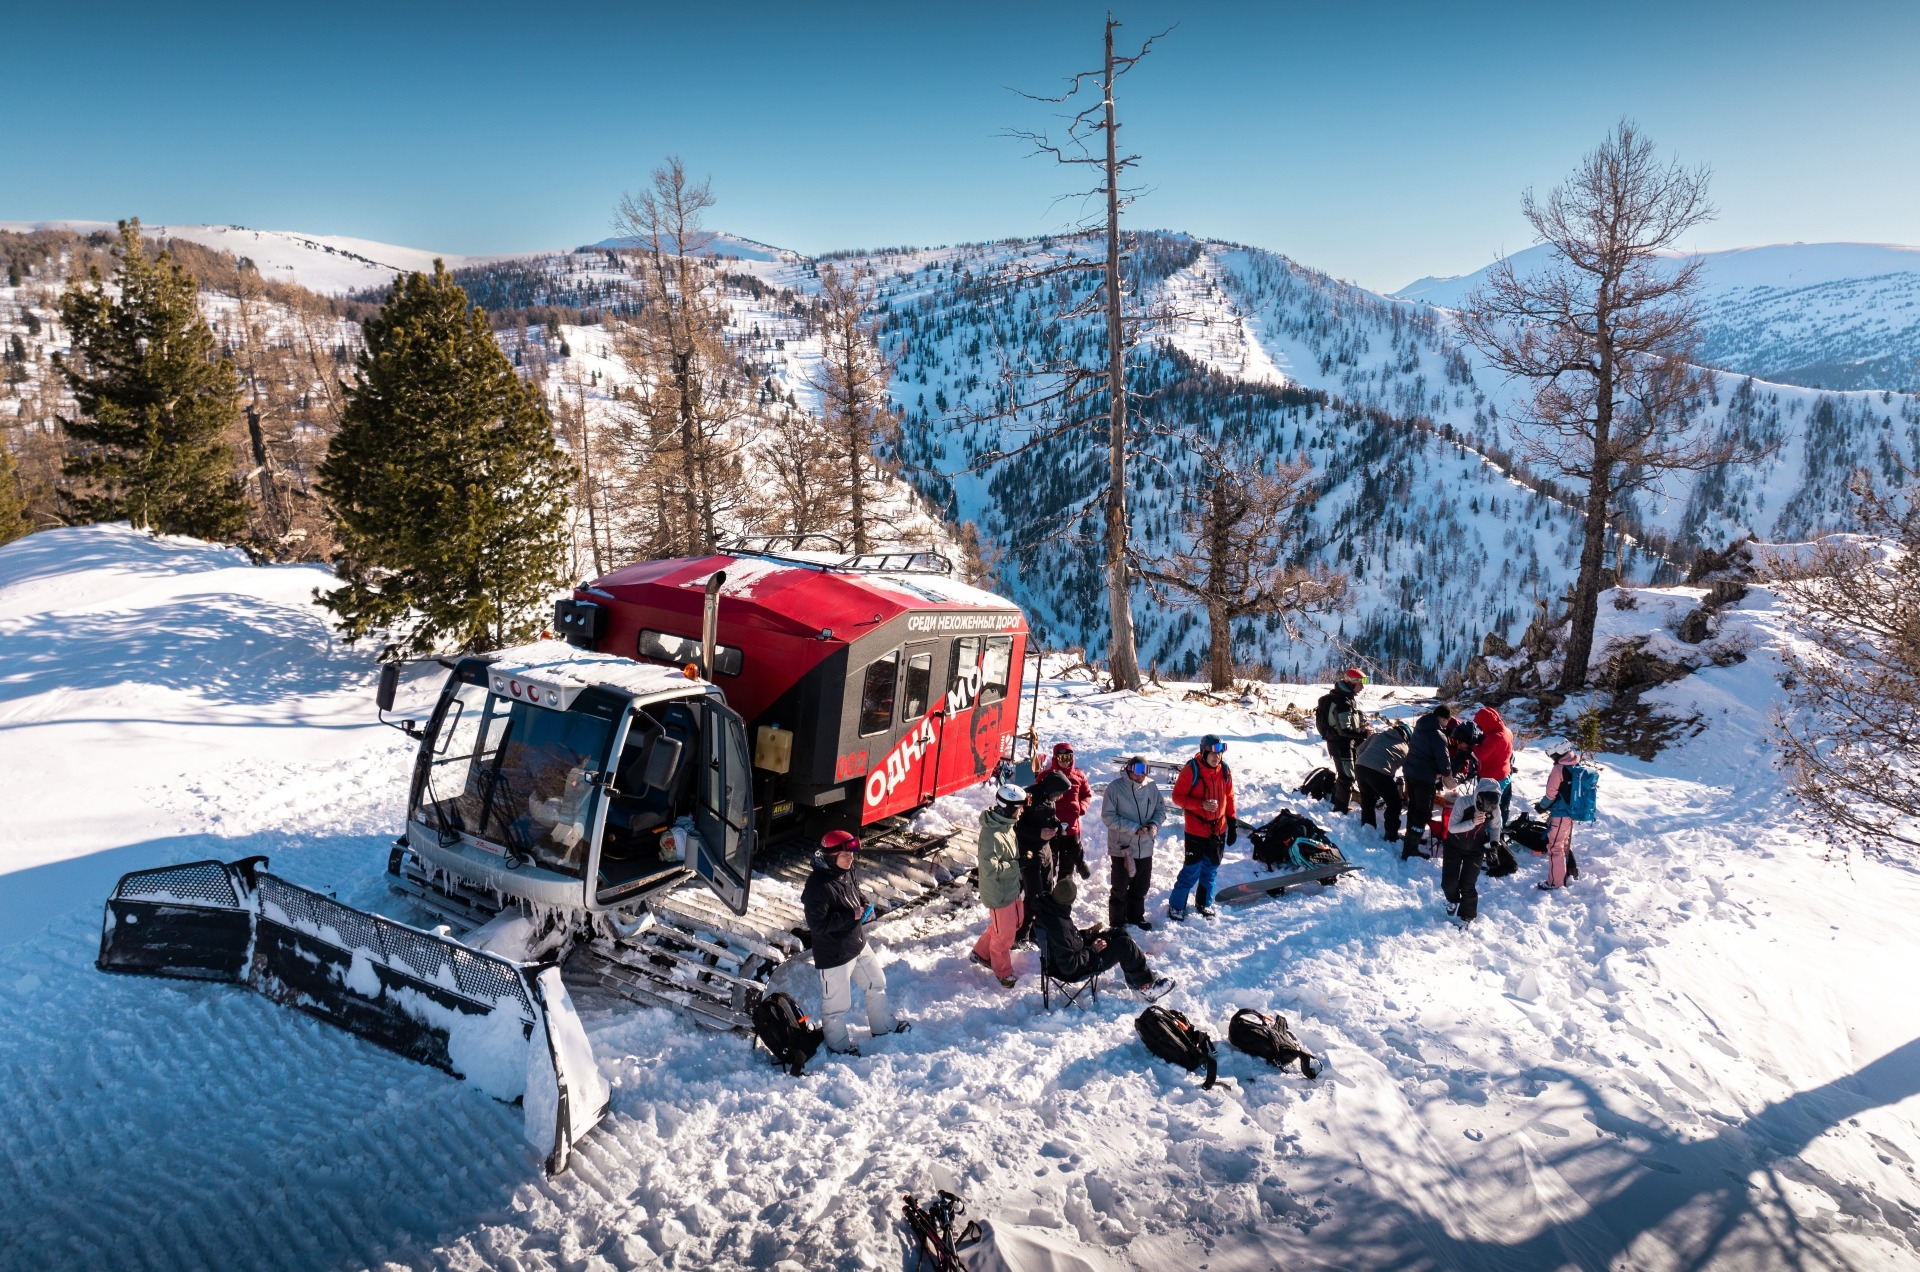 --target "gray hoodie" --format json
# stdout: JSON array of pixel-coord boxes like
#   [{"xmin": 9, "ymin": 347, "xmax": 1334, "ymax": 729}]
[{"xmin": 1099, "ymin": 773, "xmax": 1164, "ymax": 860}]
